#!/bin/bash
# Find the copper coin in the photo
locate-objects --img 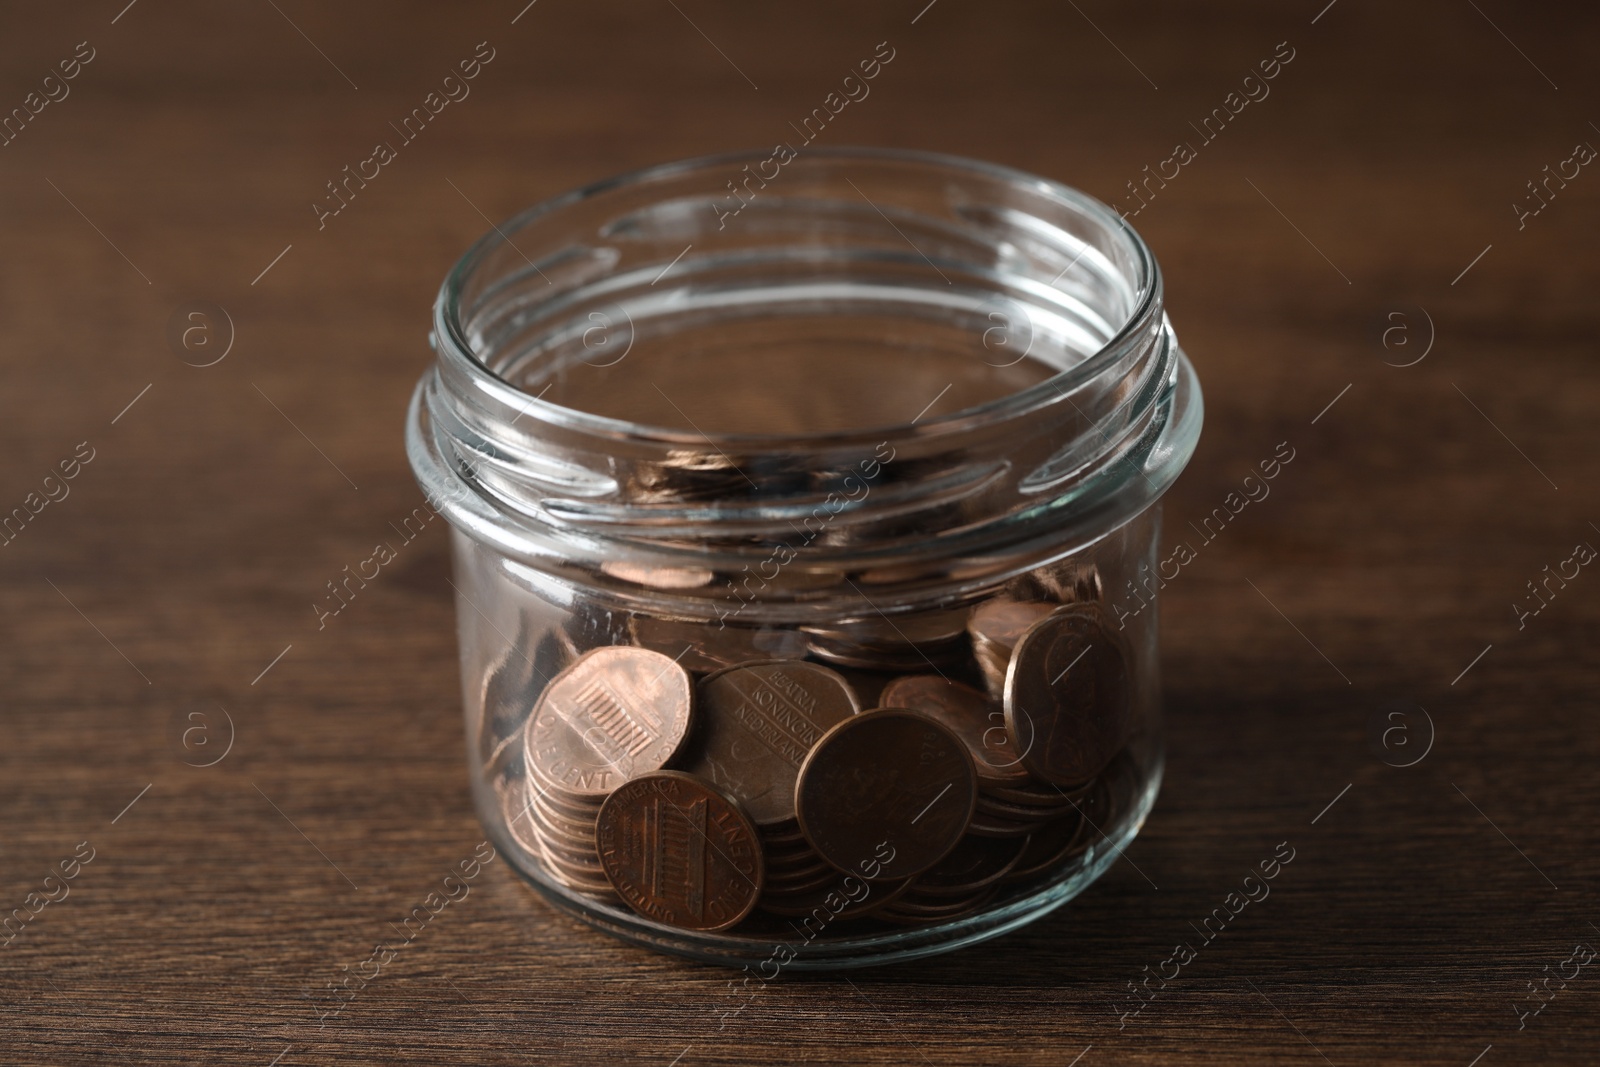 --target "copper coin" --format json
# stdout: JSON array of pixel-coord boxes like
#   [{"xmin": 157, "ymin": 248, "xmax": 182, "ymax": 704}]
[
  {"xmin": 762, "ymin": 865, "xmax": 839, "ymax": 895},
  {"xmin": 524, "ymin": 646, "xmax": 694, "ymax": 800},
  {"xmin": 595, "ymin": 770, "xmax": 764, "ymax": 932},
  {"xmin": 759, "ymin": 817, "xmax": 808, "ymax": 844},
  {"xmin": 1005, "ymin": 814, "xmax": 1084, "ymax": 884},
  {"xmin": 1031, "ymin": 558, "xmax": 1104, "ymax": 605},
  {"xmin": 536, "ymin": 840, "xmax": 618, "ymax": 897},
  {"xmin": 1004, "ymin": 605, "xmax": 1131, "ymax": 787},
  {"xmin": 879, "ymin": 675, "xmax": 1030, "ymax": 787},
  {"xmin": 803, "ymin": 608, "xmax": 970, "ymax": 671},
  {"xmin": 680, "ymin": 661, "xmax": 860, "ymax": 826},
  {"xmin": 908, "ymin": 834, "xmax": 1028, "ymax": 897},
  {"xmin": 629, "ymin": 617, "xmax": 809, "ymax": 674},
  {"xmin": 974, "ymin": 792, "xmax": 1076, "ymax": 823},
  {"xmin": 795, "ymin": 708, "xmax": 978, "ymax": 881},
  {"xmin": 965, "ymin": 812, "xmax": 1037, "ymax": 838},
  {"xmin": 875, "ymin": 886, "xmax": 999, "ymax": 924},
  {"xmin": 967, "ymin": 598, "xmax": 1054, "ymax": 652},
  {"xmin": 982, "ymin": 777, "xmax": 1086, "ymax": 808},
  {"xmin": 502, "ymin": 779, "xmax": 543, "ymax": 856},
  {"xmin": 600, "ymin": 560, "xmax": 715, "ymax": 590},
  {"xmin": 759, "ymin": 874, "xmax": 910, "ymax": 919}
]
